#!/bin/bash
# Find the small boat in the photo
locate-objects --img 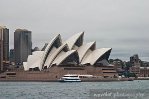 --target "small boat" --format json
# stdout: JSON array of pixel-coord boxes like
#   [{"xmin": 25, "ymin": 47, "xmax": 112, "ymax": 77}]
[{"xmin": 59, "ymin": 74, "xmax": 81, "ymax": 82}]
